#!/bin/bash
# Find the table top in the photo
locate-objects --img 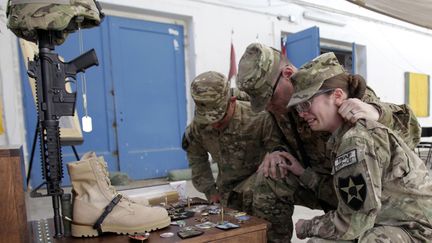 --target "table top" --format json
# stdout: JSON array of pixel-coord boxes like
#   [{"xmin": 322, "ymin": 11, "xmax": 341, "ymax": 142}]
[{"xmin": 29, "ymin": 206, "xmax": 268, "ymax": 243}]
